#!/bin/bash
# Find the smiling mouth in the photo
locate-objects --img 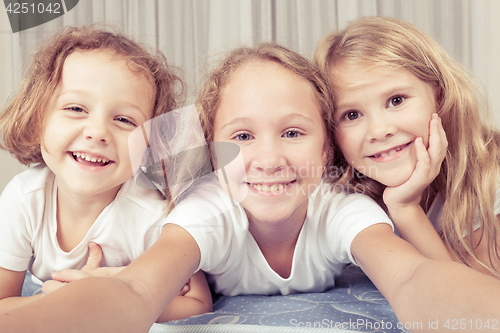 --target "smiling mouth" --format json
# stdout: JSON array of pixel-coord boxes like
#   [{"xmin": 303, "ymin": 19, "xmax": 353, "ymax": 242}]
[
  {"xmin": 71, "ymin": 152, "xmax": 112, "ymax": 167},
  {"xmin": 369, "ymin": 143, "xmax": 411, "ymax": 158},
  {"xmin": 247, "ymin": 180, "xmax": 296, "ymax": 193}
]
